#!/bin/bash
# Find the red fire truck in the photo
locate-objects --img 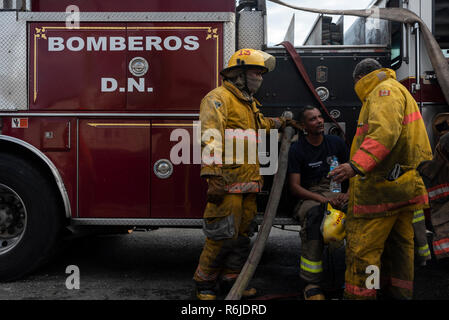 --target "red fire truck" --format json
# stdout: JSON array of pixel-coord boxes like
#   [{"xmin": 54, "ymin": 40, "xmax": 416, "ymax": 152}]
[{"xmin": 0, "ymin": 0, "xmax": 447, "ymax": 281}]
